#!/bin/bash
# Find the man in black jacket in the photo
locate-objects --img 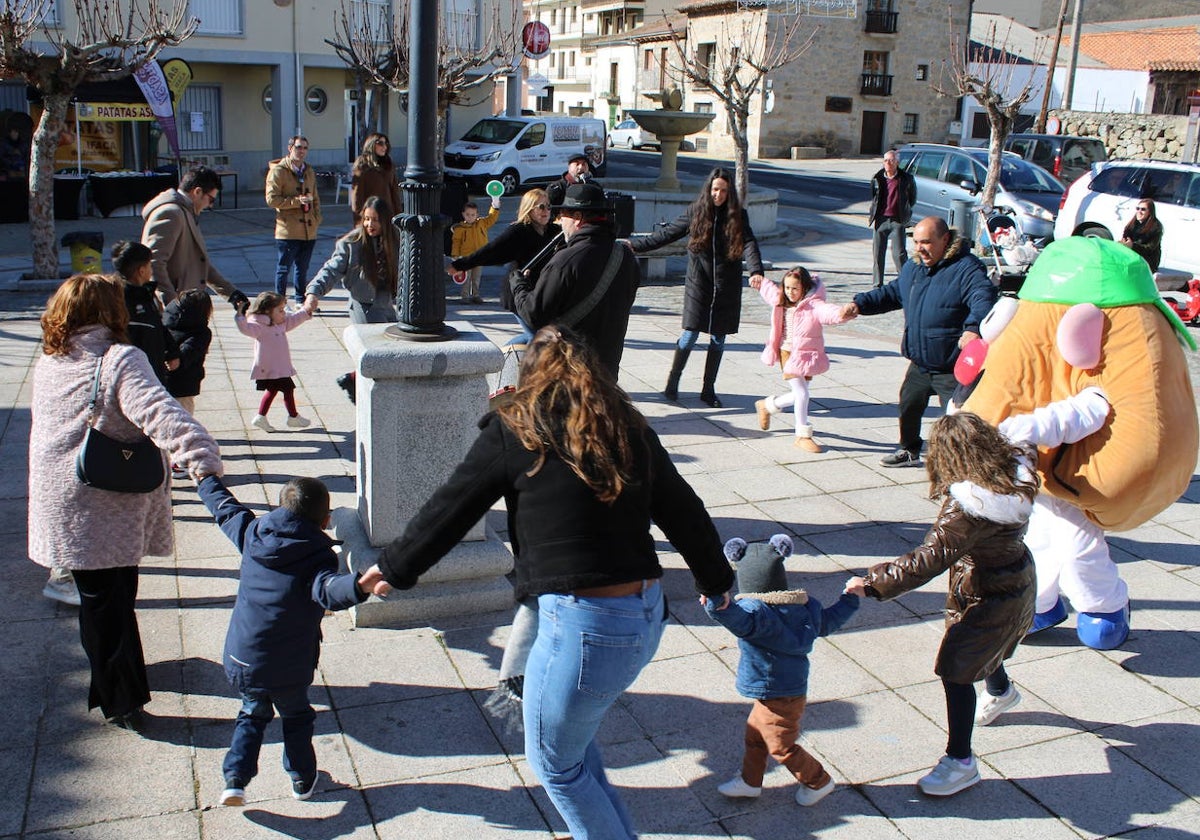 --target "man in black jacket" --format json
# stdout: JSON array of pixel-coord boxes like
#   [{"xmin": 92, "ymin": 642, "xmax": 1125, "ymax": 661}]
[
  {"xmin": 510, "ymin": 183, "xmax": 639, "ymax": 378},
  {"xmin": 868, "ymin": 150, "xmax": 916, "ymax": 289},
  {"xmin": 545, "ymin": 153, "xmax": 599, "ymax": 207}
]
